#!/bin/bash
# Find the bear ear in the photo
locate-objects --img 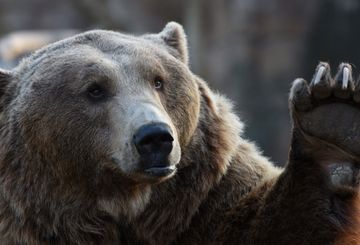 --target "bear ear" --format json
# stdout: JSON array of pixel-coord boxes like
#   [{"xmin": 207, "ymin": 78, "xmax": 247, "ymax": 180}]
[{"xmin": 159, "ymin": 22, "xmax": 189, "ymax": 65}]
